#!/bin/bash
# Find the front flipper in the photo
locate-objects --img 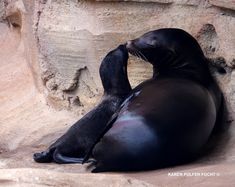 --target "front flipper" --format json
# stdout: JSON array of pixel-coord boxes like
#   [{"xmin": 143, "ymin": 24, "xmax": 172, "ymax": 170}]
[
  {"xmin": 82, "ymin": 92, "xmax": 139, "ymax": 164},
  {"xmin": 82, "ymin": 107, "xmax": 121, "ymax": 164}
]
